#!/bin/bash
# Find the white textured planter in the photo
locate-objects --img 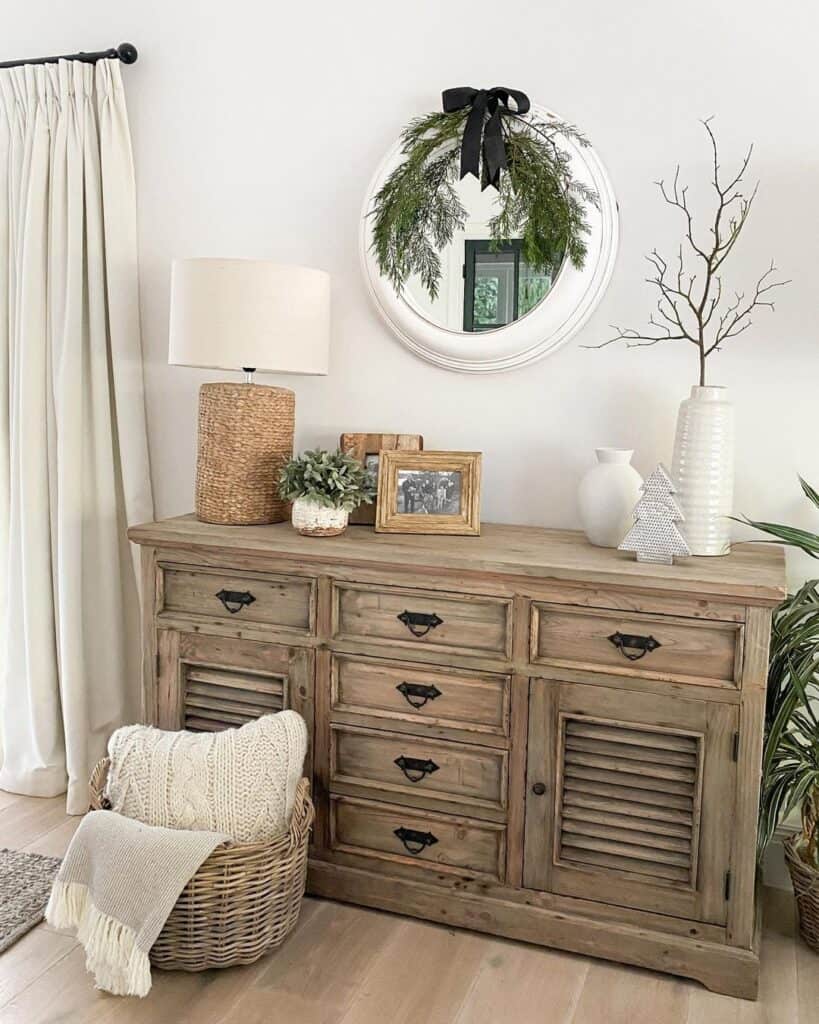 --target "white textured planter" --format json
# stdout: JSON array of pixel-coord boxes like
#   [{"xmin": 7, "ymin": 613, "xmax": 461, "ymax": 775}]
[
  {"xmin": 291, "ymin": 497, "xmax": 349, "ymax": 537},
  {"xmin": 578, "ymin": 448, "xmax": 644, "ymax": 548},
  {"xmin": 671, "ymin": 386, "xmax": 734, "ymax": 556}
]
